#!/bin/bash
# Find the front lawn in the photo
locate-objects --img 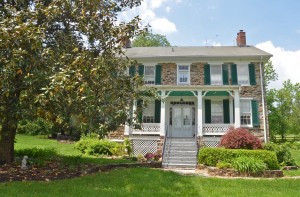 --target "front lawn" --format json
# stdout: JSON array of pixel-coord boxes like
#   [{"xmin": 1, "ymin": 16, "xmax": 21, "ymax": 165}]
[
  {"xmin": 0, "ymin": 168, "xmax": 300, "ymax": 197},
  {"xmin": 283, "ymin": 149, "xmax": 300, "ymax": 176},
  {"xmin": 14, "ymin": 134, "xmax": 132, "ymax": 165}
]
